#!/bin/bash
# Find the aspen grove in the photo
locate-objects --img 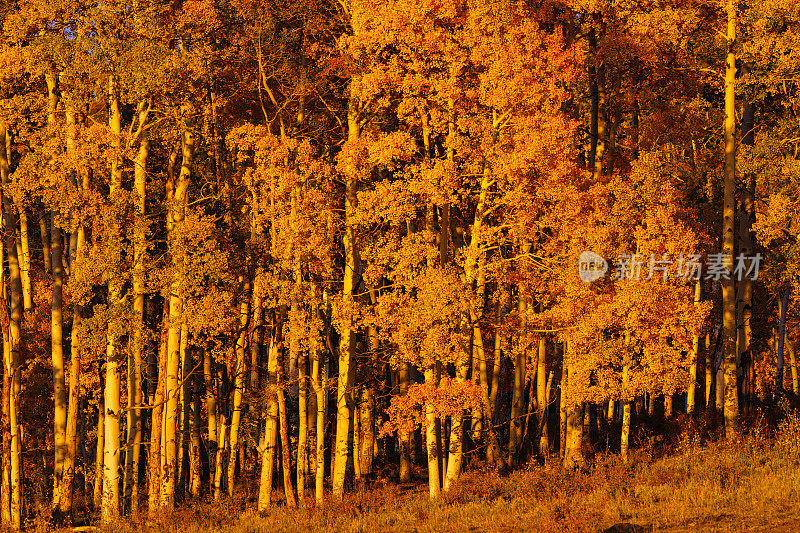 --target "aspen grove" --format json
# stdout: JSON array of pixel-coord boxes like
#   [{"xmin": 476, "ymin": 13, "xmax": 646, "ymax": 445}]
[{"xmin": 0, "ymin": 0, "xmax": 799, "ymax": 528}]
